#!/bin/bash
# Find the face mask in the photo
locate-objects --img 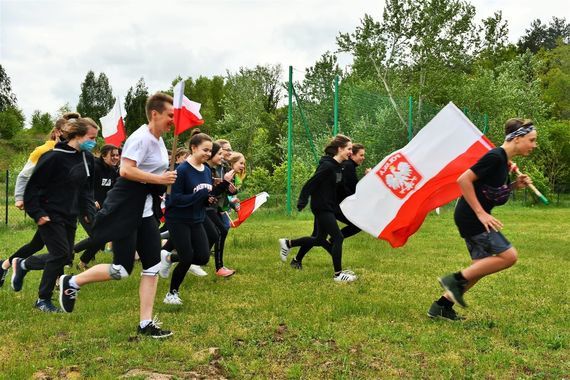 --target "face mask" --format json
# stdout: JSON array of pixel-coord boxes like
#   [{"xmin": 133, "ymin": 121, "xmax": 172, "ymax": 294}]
[{"xmin": 79, "ymin": 140, "xmax": 96, "ymax": 152}]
